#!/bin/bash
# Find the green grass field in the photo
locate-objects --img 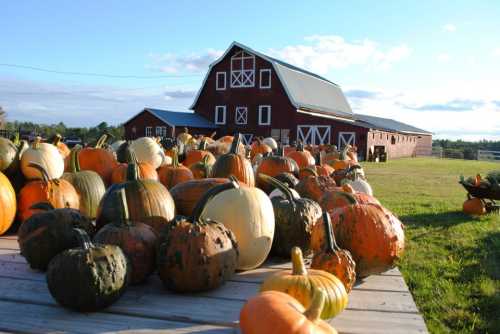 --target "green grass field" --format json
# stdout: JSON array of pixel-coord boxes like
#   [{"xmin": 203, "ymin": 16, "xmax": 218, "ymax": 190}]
[{"xmin": 363, "ymin": 158, "xmax": 500, "ymax": 334}]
